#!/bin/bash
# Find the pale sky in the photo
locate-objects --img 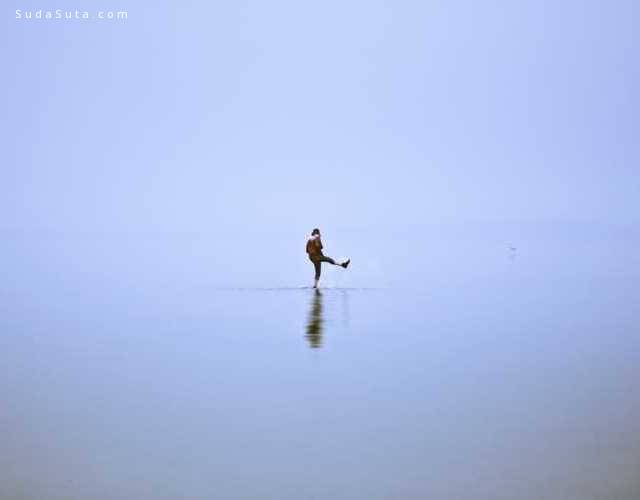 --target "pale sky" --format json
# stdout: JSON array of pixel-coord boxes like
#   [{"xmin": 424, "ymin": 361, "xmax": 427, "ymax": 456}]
[{"xmin": 2, "ymin": 0, "xmax": 638, "ymax": 235}]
